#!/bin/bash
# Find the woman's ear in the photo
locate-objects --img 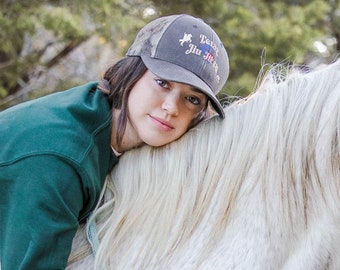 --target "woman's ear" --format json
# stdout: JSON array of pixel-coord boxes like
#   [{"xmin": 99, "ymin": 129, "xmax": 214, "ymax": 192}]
[{"xmin": 205, "ymin": 104, "xmax": 218, "ymax": 119}]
